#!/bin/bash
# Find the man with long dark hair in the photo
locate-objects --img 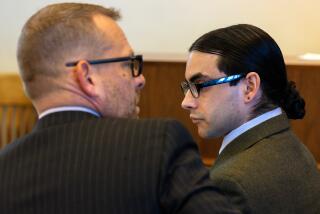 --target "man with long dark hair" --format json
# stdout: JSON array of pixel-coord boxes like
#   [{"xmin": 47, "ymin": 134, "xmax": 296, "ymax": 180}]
[{"xmin": 181, "ymin": 24, "xmax": 320, "ymax": 213}]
